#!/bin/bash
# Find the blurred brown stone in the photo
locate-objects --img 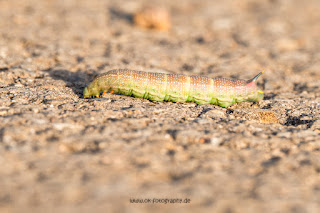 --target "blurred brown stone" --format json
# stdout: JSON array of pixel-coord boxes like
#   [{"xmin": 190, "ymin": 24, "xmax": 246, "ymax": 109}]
[{"xmin": 134, "ymin": 6, "xmax": 171, "ymax": 31}]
